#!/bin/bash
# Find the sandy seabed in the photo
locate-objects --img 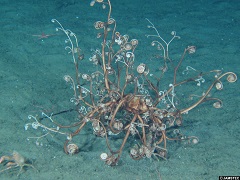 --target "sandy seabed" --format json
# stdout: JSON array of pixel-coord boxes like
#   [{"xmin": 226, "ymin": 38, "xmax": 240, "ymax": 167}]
[{"xmin": 0, "ymin": 0, "xmax": 239, "ymax": 179}]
